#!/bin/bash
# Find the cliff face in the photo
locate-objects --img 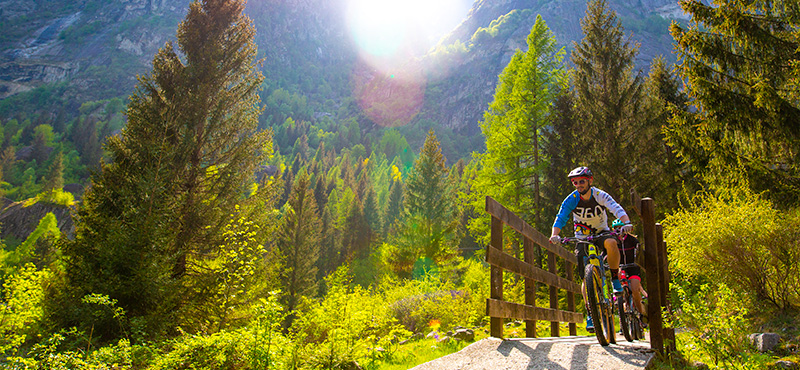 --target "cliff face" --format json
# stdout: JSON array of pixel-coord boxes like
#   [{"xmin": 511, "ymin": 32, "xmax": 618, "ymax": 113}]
[
  {"xmin": 0, "ymin": 0, "xmax": 689, "ymax": 127},
  {"xmin": 0, "ymin": 0, "xmax": 188, "ymax": 99},
  {"xmin": 422, "ymin": 0, "xmax": 689, "ymax": 133},
  {"xmin": 0, "ymin": 200, "xmax": 74, "ymax": 241}
]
